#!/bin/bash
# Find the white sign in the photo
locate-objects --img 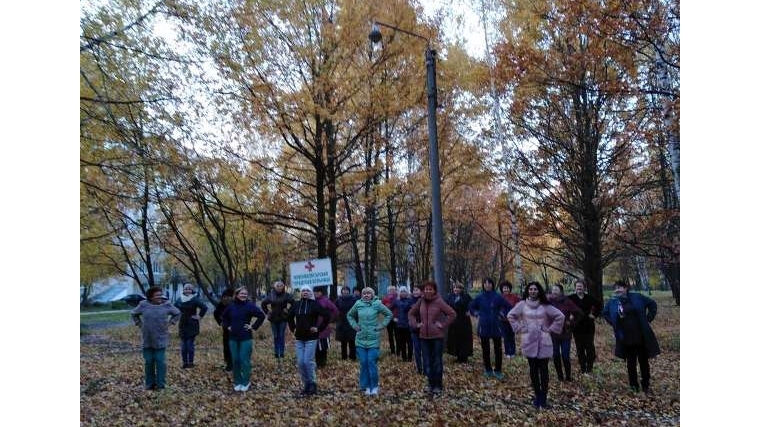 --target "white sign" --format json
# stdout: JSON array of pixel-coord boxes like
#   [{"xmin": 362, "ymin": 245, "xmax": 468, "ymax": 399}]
[{"xmin": 289, "ymin": 258, "xmax": 334, "ymax": 289}]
